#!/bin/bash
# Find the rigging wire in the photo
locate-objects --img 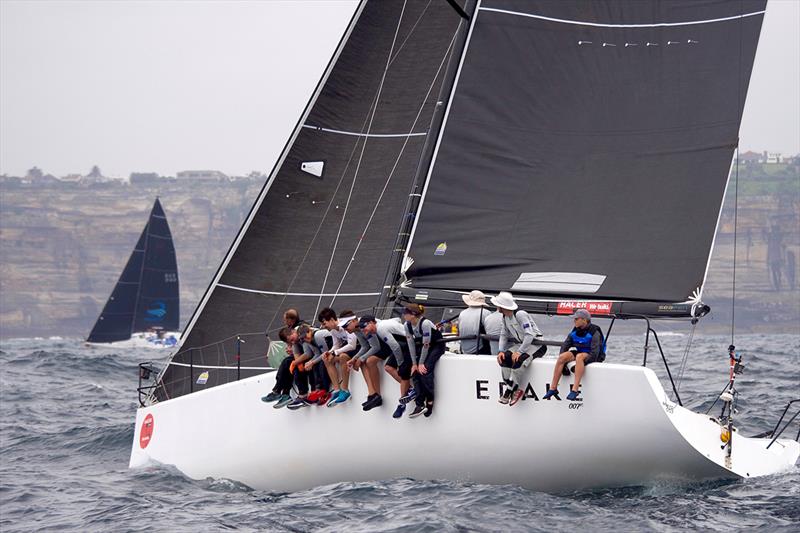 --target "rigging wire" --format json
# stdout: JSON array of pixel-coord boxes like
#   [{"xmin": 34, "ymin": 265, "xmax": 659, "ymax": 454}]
[
  {"xmin": 313, "ymin": 0, "xmax": 409, "ymax": 321},
  {"xmin": 675, "ymin": 320, "xmax": 697, "ymax": 394},
  {"xmin": 329, "ymin": 29, "xmax": 460, "ymax": 307},
  {"xmin": 730, "ymin": 0, "xmax": 744, "ymax": 347}
]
